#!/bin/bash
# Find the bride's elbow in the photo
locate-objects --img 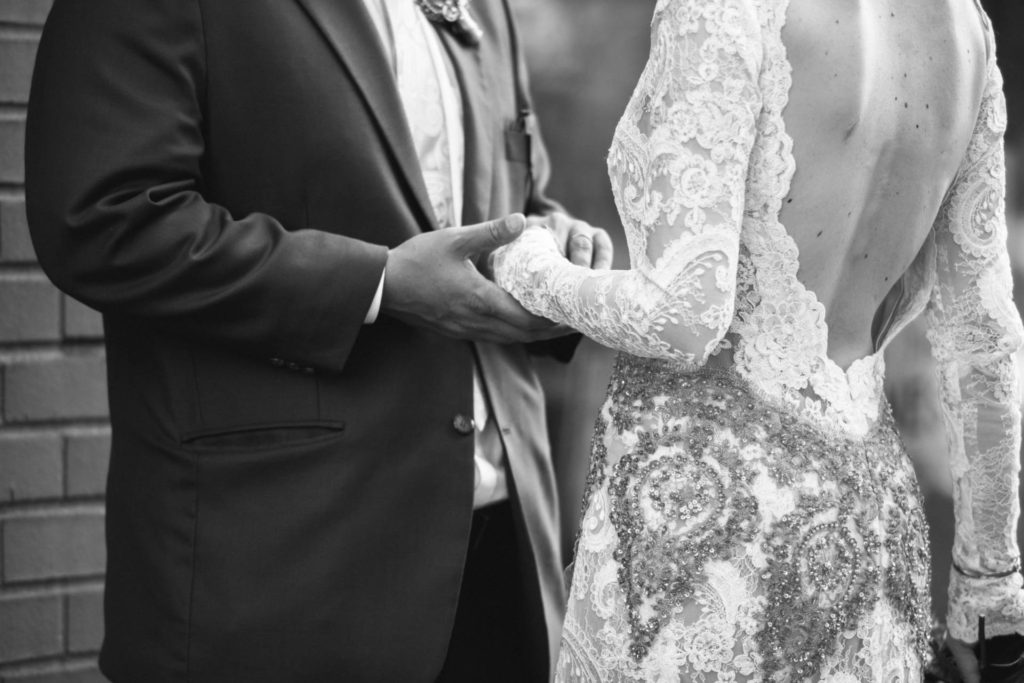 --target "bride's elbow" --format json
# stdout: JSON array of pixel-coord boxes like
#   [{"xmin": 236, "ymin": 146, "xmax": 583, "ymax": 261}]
[{"xmin": 655, "ymin": 297, "xmax": 735, "ymax": 368}]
